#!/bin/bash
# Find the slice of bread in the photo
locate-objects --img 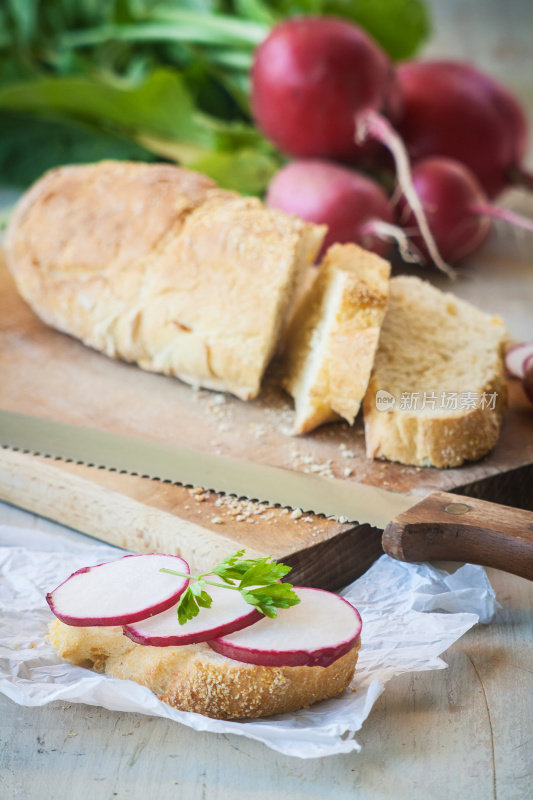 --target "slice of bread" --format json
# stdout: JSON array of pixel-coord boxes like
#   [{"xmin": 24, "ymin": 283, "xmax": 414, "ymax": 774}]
[
  {"xmin": 363, "ymin": 276, "xmax": 508, "ymax": 468},
  {"xmin": 6, "ymin": 161, "xmax": 325, "ymax": 401},
  {"xmin": 279, "ymin": 244, "xmax": 390, "ymax": 434},
  {"xmin": 47, "ymin": 619, "xmax": 360, "ymax": 720}
]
